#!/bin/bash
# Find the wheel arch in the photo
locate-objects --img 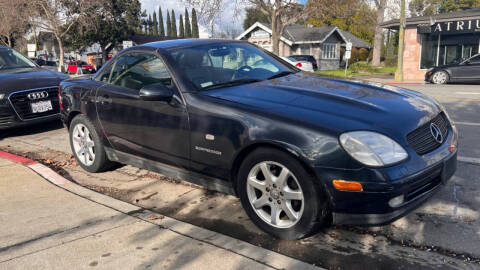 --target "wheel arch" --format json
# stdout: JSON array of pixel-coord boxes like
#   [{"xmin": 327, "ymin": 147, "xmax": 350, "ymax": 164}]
[
  {"xmin": 230, "ymin": 141, "xmax": 322, "ymax": 197},
  {"xmin": 66, "ymin": 110, "xmax": 82, "ymax": 130}
]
